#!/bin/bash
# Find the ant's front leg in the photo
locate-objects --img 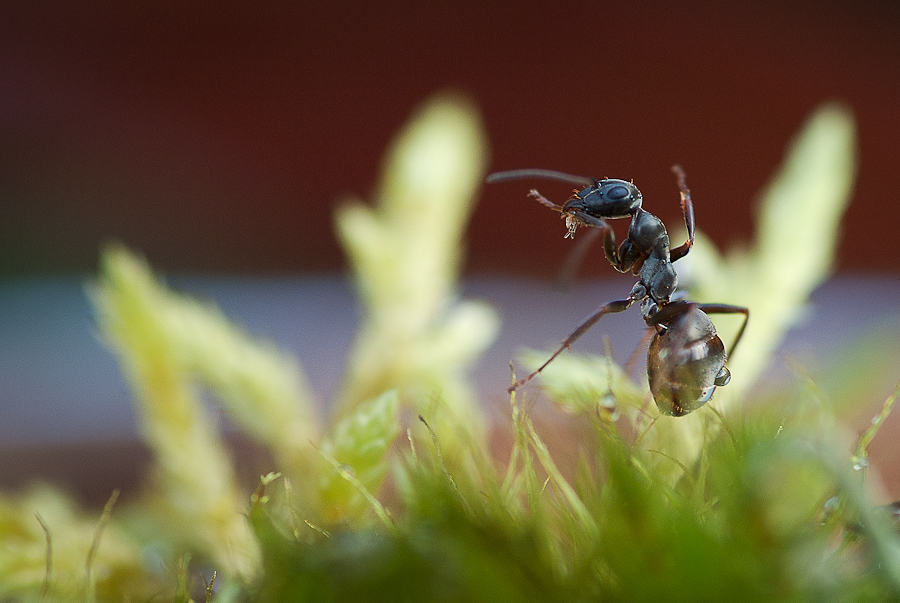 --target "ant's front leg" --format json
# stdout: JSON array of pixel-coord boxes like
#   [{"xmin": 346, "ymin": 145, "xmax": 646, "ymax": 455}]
[
  {"xmin": 527, "ymin": 189, "xmax": 598, "ymax": 240},
  {"xmin": 527, "ymin": 188, "xmax": 564, "ymax": 212},
  {"xmin": 565, "ymin": 208, "xmax": 623, "ymax": 268},
  {"xmin": 670, "ymin": 165, "xmax": 696, "ymax": 263},
  {"xmin": 509, "ymin": 293, "xmax": 639, "ymax": 393}
]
